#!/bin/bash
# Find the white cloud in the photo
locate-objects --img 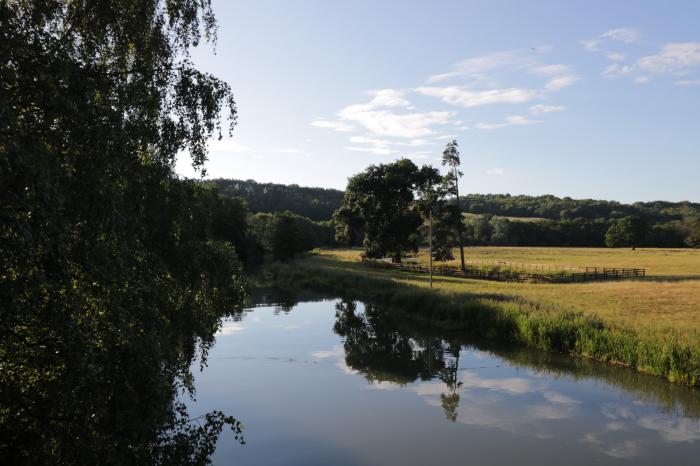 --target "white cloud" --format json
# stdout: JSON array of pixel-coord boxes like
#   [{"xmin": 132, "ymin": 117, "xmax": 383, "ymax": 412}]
[
  {"xmin": 317, "ymin": 89, "xmax": 454, "ymax": 139},
  {"xmin": 310, "ymin": 119, "xmax": 355, "ymax": 132},
  {"xmin": 475, "ymin": 115, "xmax": 542, "ymax": 130},
  {"xmin": 416, "ymin": 86, "xmax": 539, "ymax": 108},
  {"xmin": 530, "ymin": 64, "xmax": 570, "ymax": 76},
  {"xmin": 339, "ymin": 107, "xmax": 452, "ymax": 139},
  {"xmin": 424, "ymin": 49, "xmax": 578, "ymax": 99},
  {"xmin": 638, "ymin": 42, "xmax": 700, "ymax": 74},
  {"xmin": 601, "ymin": 28, "xmax": 641, "ymax": 44},
  {"xmin": 544, "ymin": 74, "xmax": 580, "ymax": 91},
  {"xmin": 634, "ymin": 76, "xmax": 650, "ymax": 84},
  {"xmin": 676, "ymin": 79, "xmax": 700, "ymax": 86},
  {"xmin": 582, "ymin": 28, "xmax": 640, "ymax": 53},
  {"xmin": 346, "ymin": 146, "xmax": 397, "ymax": 155},
  {"xmin": 486, "ymin": 168, "xmax": 505, "ymax": 176},
  {"xmin": 607, "ymin": 52, "xmax": 626, "ymax": 61},
  {"xmin": 602, "ymin": 63, "xmax": 635, "ymax": 78},
  {"xmin": 530, "ymin": 104, "xmax": 566, "ymax": 115},
  {"xmin": 426, "ymin": 50, "xmax": 530, "ymax": 83}
]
